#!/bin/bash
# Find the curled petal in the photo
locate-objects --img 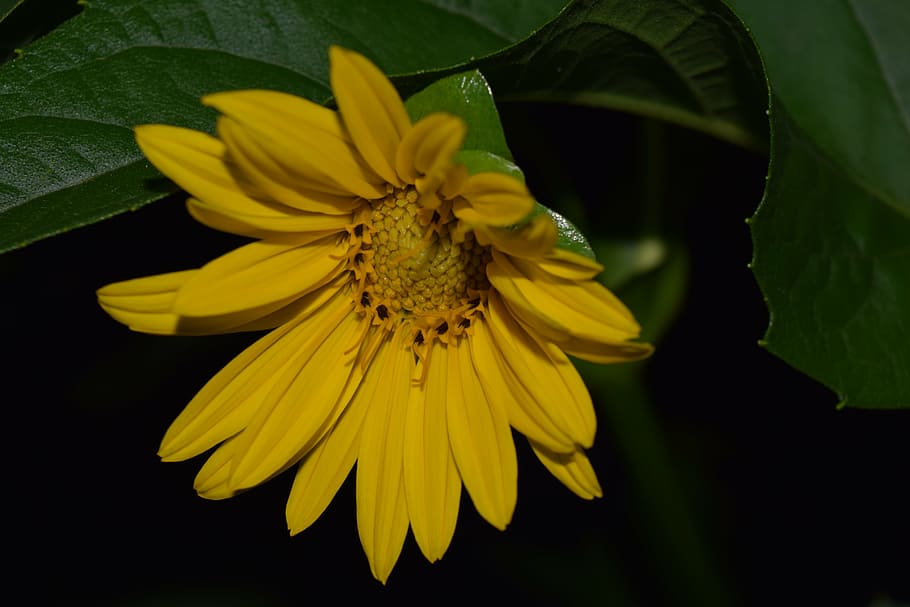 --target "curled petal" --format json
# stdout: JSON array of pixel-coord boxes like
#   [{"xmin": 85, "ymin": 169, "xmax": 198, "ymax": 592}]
[
  {"xmin": 452, "ymin": 172, "xmax": 534, "ymax": 227},
  {"xmin": 395, "ymin": 112, "xmax": 466, "ymax": 192}
]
